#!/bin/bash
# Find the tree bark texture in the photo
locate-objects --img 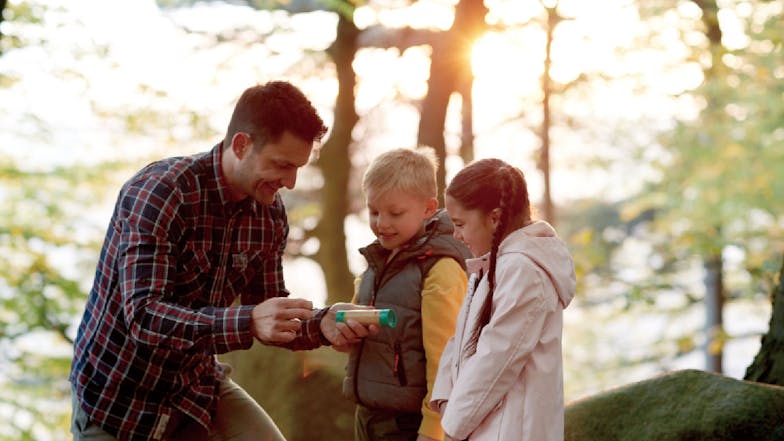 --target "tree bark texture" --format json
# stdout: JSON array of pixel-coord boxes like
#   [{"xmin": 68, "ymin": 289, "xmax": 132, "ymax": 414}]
[
  {"xmin": 314, "ymin": 12, "xmax": 360, "ymax": 304},
  {"xmin": 539, "ymin": 5, "xmax": 556, "ymax": 226},
  {"xmin": 694, "ymin": 0, "xmax": 727, "ymax": 375},
  {"xmin": 417, "ymin": 0, "xmax": 487, "ymax": 204},
  {"xmin": 0, "ymin": 0, "xmax": 6, "ymax": 51},
  {"xmin": 224, "ymin": 9, "xmax": 360, "ymax": 441},
  {"xmin": 703, "ymin": 252, "xmax": 724, "ymax": 373},
  {"xmin": 745, "ymin": 255, "xmax": 784, "ymax": 386}
]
